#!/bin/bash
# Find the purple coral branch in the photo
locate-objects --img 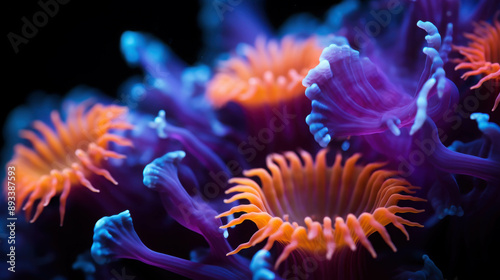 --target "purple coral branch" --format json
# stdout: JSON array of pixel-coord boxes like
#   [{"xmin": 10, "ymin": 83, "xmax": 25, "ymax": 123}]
[{"xmin": 91, "ymin": 210, "xmax": 249, "ymax": 280}]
